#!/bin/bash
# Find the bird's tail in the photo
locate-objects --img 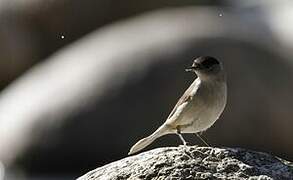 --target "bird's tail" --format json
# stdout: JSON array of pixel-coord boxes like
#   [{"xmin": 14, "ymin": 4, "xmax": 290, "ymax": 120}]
[{"xmin": 128, "ymin": 124, "xmax": 171, "ymax": 155}]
